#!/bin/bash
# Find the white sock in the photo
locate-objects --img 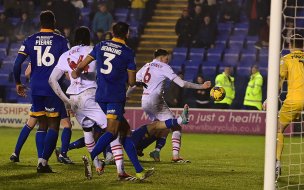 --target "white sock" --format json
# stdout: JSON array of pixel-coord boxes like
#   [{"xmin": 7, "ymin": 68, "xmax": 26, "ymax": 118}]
[
  {"xmin": 41, "ymin": 158, "xmax": 47, "ymax": 166},
  {"xmin": 110, "ymin": 136, "xmax": 124, "ymax": 175},
  {"xmin": 155, "ymin": 148, "xmax": 160, "ymax": 152},
  {"xmin": 172, "ymin": 131, "xmax": 181, "ymax": 159},
  {"xmin": 84, "ymin": 131, "xmax": 95, "ymax": 153}
]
